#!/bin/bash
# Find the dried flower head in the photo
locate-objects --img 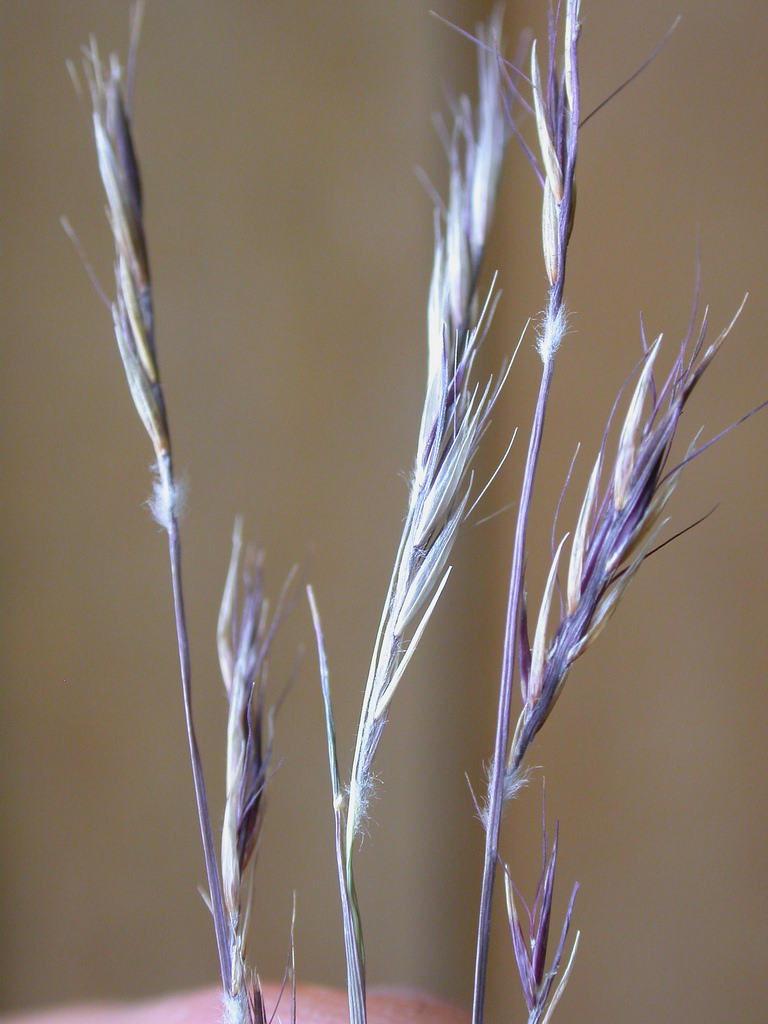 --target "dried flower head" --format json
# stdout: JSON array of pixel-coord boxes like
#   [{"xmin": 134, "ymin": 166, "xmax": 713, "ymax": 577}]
[
  {"xmin": 218, "ymin": 518, "xmax": 298, "ymax": 1009},
  {"xmin": 75, "ymin": 16, "xmax": 292, "ymax": 1020},
  {"xmin": 501, "ymin": 0, "xmax": 580, "ymax": 357},
  {"xmin": 80, "ymin": 33, "xmax": 171, "ymax": 477},
  {"xmin": 346, "ymin": 4, "xmax": 510, "ymax": 855},
  {"xmin": 505, "ymin": 811, "xmax": 579, "ymax": 1024},
  {"xmin": 510, "ymin": 298, "xmax": 748, "ymax": 781},
  {"xmin": 311, "ymin": 14, "xmax": 513, "ymax": 1024}
]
